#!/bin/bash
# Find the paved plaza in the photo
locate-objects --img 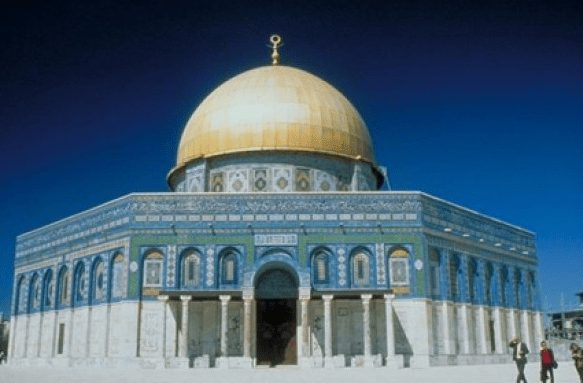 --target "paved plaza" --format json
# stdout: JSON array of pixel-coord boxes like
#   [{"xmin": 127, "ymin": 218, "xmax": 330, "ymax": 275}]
[{"xmin": 1, "ymin": 362, "xmax": 580, "ymax": 383}]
